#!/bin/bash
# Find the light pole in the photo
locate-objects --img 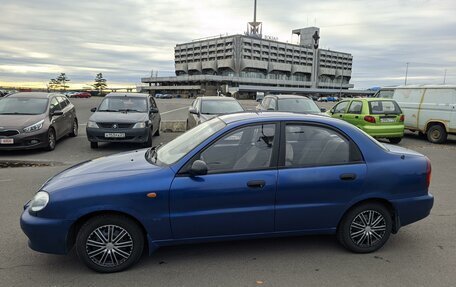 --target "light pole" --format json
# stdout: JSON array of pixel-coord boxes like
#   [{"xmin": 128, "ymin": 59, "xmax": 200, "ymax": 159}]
[
  {"xmin": 443, "ymin": 69, "xmax": 447, "ymax": 84},
  {"xmin": 404, "ymin": 62, "xmax": 409, "ymax": 85}
]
